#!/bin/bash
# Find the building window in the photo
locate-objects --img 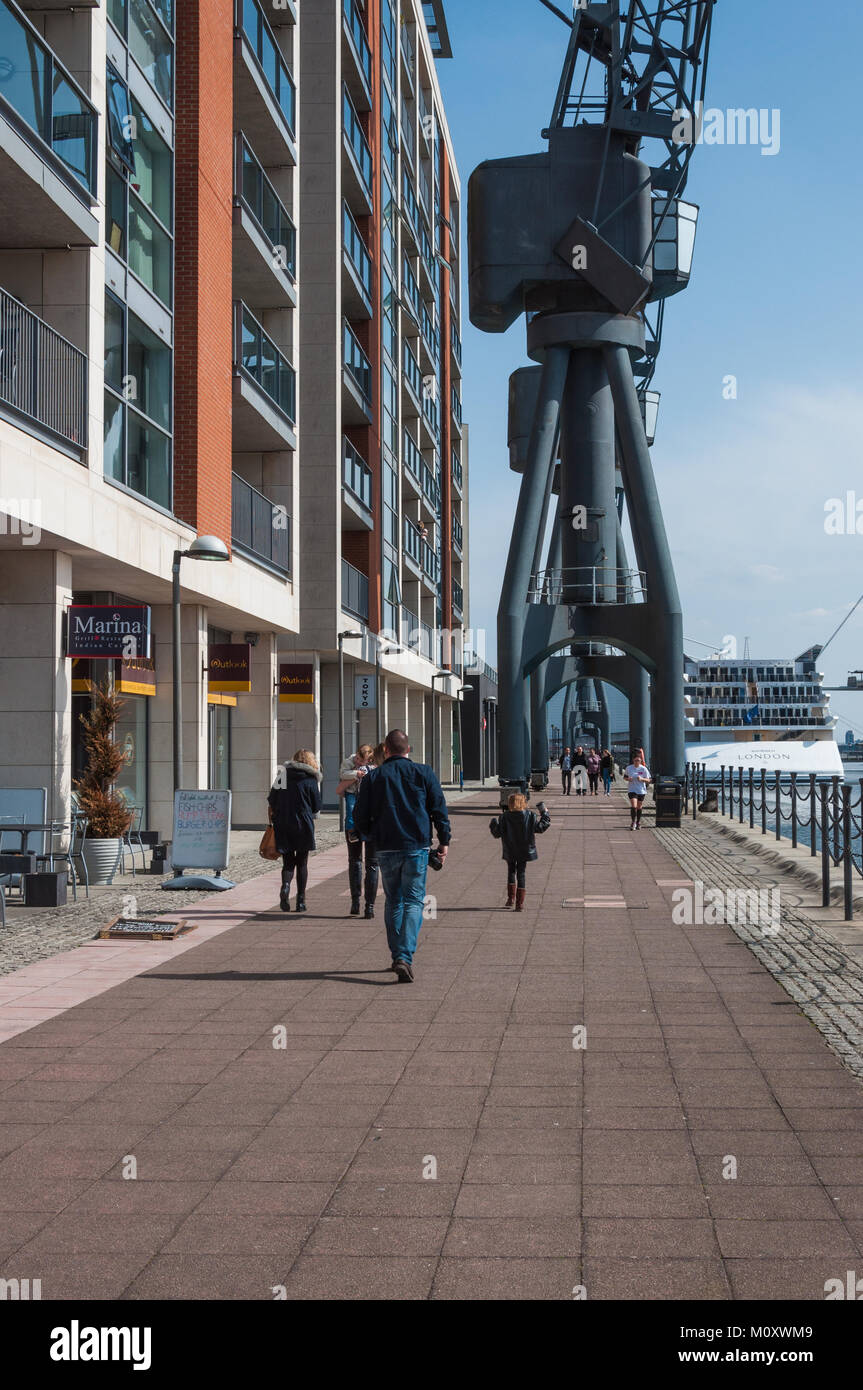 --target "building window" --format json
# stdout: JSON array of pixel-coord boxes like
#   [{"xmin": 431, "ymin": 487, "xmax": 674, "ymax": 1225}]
[
  {"xmin": 108, "ymin": 0, "xmax": 175, "ymax": 110},
  {"xmin": 104, "ymin": 291, "xmax": 172, "ymax": 510},
  {"xmin": 105, "ymin": 70, "xmax": 174, "ymax": 308}
]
